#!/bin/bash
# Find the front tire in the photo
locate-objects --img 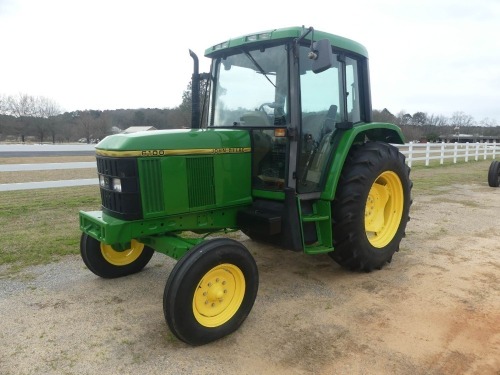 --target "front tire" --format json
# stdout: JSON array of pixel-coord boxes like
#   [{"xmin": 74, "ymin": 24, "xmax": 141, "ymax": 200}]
[
  {"xmin": 80, "ymin": 233, "xmax": 154, "ymax": 278},
  {"xmin": 488, "ymin": 160, "xmax": 500, "ymax": 187},
  {"xmin": 163, "ymin": 238, "xmax": 258, "ymax": 346},
  {"xmin": 329, "ymin": 141, "xmax": 412, "ymax": 272}
]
